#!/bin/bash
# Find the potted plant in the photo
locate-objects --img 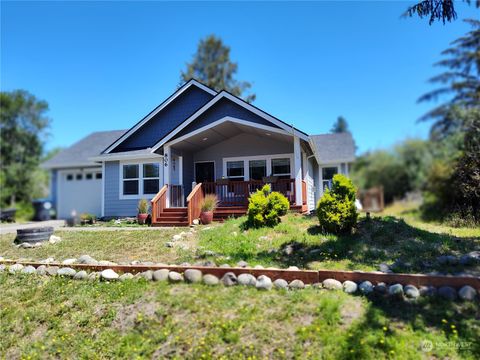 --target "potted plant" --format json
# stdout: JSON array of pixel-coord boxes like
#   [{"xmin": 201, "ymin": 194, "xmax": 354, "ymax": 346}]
[
  {"xmin": 200, "ymin": 194, "xmax": 218, "ymax": 224},
  {"xmin": 262, "ymin": 174, "xmax": 278, "ymax": 183},
  {"xmin": 137, "ymin": 199, "xmax": 149, "ymax": 225}
]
